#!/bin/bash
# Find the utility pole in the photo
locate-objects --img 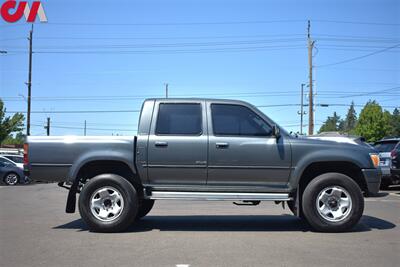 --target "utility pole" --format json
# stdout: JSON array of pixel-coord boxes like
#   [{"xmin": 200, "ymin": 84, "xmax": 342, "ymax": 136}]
[
  {"xmin": 84, "ymin": 120, "xmax": 87, "ymax": 136},
  {"xmin": 44, "ymin": 117, "xmax": 50, "ymax": 136},
  {"xmin": 165, "ymin": 83, "xmax": 169, "ymax": 98},
  {"xmin": 297, "ymin": 83, "xmax": 306, "ymax": 134},
  {"xmin": 26, "ymin": 25, "xmax": 33, "ymax": 136},
  {"xmin": 307, "ymin": 20, "xmax": 315, "ymax": 136}
]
